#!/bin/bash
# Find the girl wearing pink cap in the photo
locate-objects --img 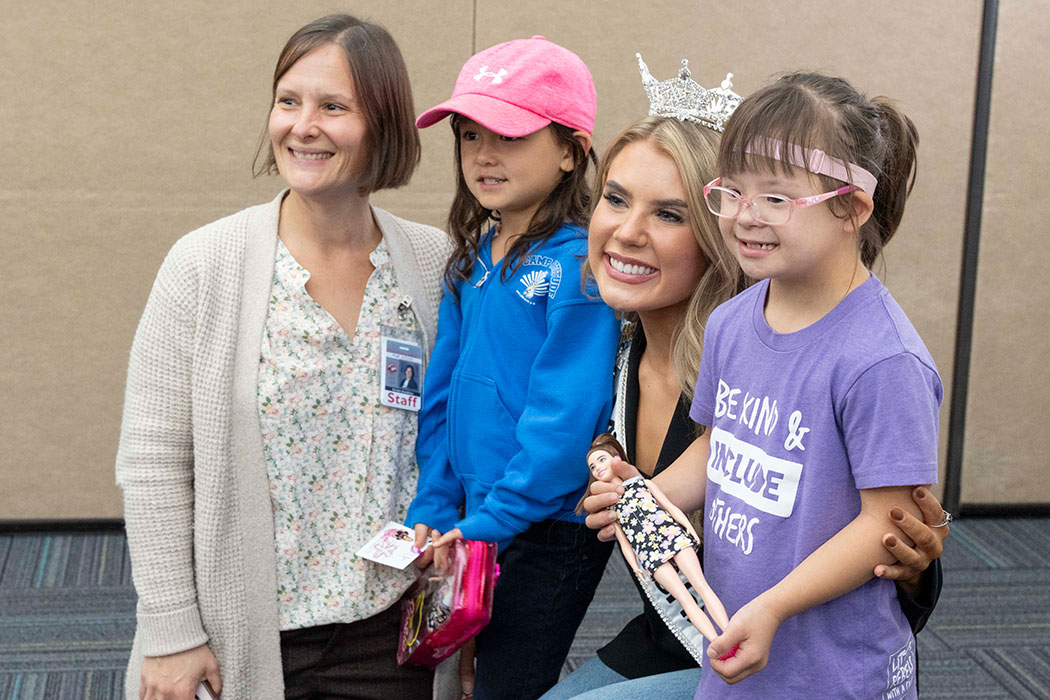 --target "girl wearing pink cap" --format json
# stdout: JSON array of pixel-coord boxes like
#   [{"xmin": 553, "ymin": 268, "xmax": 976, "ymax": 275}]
[{"xmin": 407, "ymin": 36, "xmax": 619, "ymax": 699}]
